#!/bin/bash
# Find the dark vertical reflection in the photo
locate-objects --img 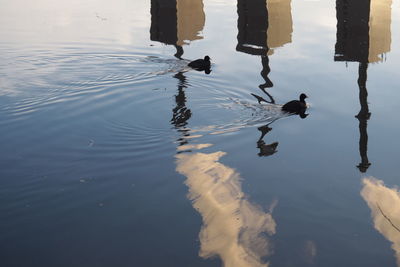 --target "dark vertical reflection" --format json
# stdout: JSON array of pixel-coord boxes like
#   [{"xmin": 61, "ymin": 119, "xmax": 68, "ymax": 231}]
[
  {"xmin": 171, "ymin": 72, "xmax": 192, "ymax": 148},
  {"xmin": 236, "ymin": 0, "xmax": 274, "ymax": 154},
  {"xmin": 335, "ymin": 0, "xmax": 392, "ymax": 172},
  {"xmin": 150, "ymin": 0, "xmax": 205, "ymax": 146},
  {"xmin": 259, "ymin": 56, "xmax": 274, "ymax": 92},
  {"xmin": 356, "ymin": 62, "xmax": 371, "ymax": 172},
  {"xmin": 237, "ymin": 0, "xmax": 273, "ymax": 92},
  {"xmin": 334, "ymin": 0, "xmax": 371, "ymax": 172},
  {"xmin": 237, "ymin": 0, "xmax": 298, "ymax": 156},
  {"xmin": 150, "ymin": 0, "xmax": 205, "ymax": 58},
  {"xmin": 236, "ymin": 0, "xmax": 293, "ymax": 94}
]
